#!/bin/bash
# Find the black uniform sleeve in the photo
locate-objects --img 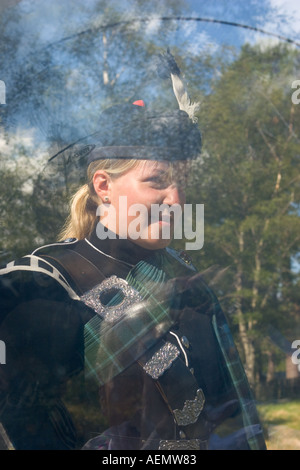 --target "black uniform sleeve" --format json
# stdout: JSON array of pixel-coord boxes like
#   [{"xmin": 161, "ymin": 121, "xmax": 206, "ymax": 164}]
[{"xmin": 0, "ymin": 268, "xmax": 94, "ymax": 449}]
